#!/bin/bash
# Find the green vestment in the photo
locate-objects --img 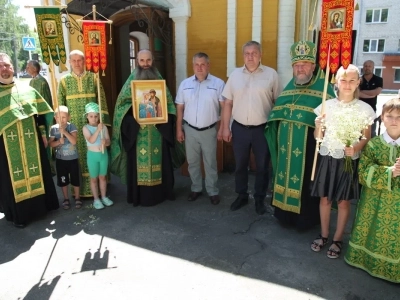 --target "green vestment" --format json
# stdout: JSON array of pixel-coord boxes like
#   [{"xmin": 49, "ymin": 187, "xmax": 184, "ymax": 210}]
[
  {"xmin": 30, "ymin": 74, "xmax": 53, "ymax": 109},
  {"xmin": 0, "ymin": 83, "xmax": 53, "ymax": 202},
  {"xmin": 345, "ymin": 136, "xmax": 400, "ymax": 283},
  {"xmin": 58, "ymin": 71, "xmax": 110, "ymax": 197},
  {"xmin": 265, "ymin": 68, "xmax": 335, "ymax": 213},
  {"xmin": 30, "ymin": 74, "xmax": 53, "ymax": 171},
  {"xmin": 110, "ymin": 70, "xmax": 176, "ymax": 185}
]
